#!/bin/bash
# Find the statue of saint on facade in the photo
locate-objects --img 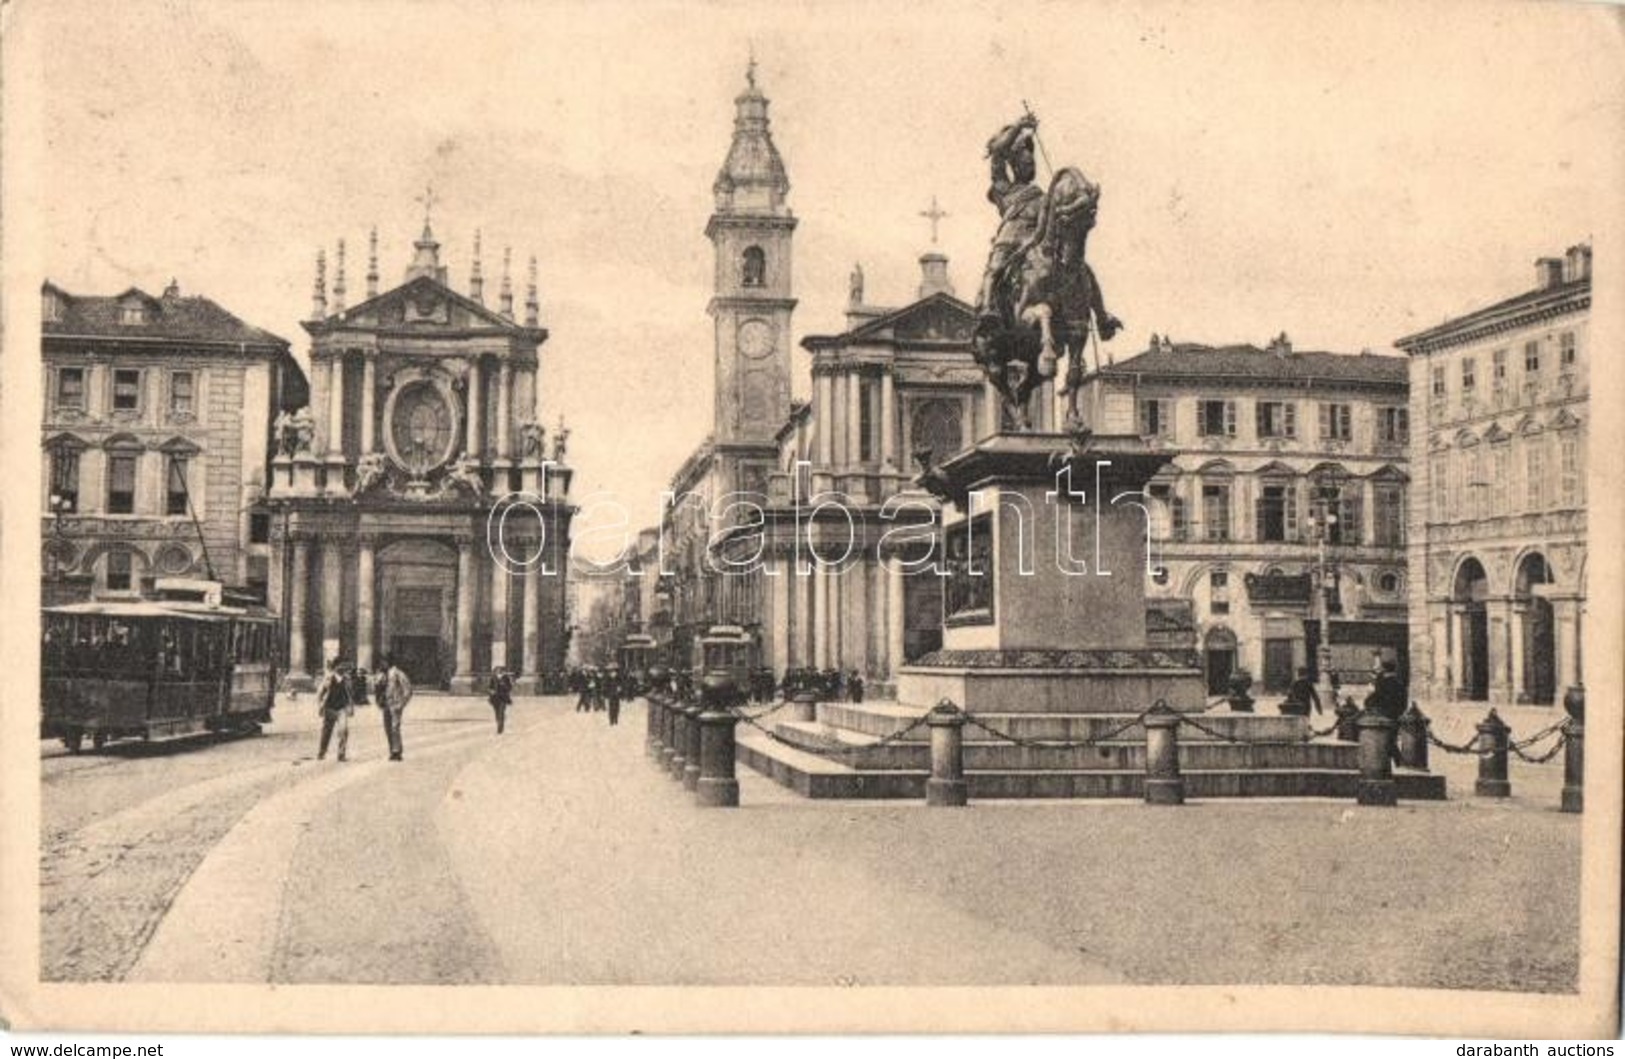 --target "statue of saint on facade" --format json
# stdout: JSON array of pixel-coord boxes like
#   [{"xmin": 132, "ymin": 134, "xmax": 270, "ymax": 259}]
[
  {"xmin": 972, "ymin": 110, "xmax": 1122, "ymax": 430},
  {"xmin": 518, "ymin": 418, "xmax": 546, "ymax": 461},
  {"xmin": 353, "ymin": 451, "xmax": 389, "ymax": 495},
  {"xmin": 287, "ymin": 405, "xmax": 317, "ymax": 455}
]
